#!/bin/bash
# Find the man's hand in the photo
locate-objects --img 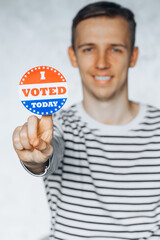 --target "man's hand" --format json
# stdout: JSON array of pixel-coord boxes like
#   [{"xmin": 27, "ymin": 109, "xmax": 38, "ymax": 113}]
[{"xmin": 12, "ymin": 115, "xmax": 53, "ymax": 173}]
